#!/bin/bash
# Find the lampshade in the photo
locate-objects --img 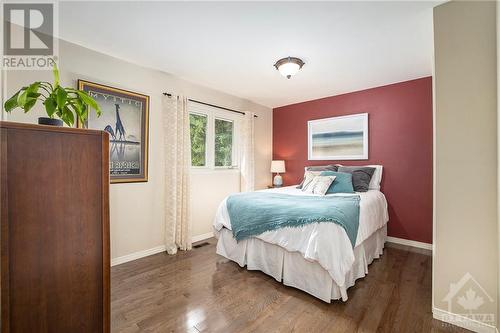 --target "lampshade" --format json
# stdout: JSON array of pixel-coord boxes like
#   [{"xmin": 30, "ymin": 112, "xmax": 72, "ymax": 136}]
[
  {"xmin": 274, "ymin": 57, "xmax": 305, "ymax": 79},
  {"xmin": 271, "ymin": 160, "xmax": 286, "ymax": 173}
]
